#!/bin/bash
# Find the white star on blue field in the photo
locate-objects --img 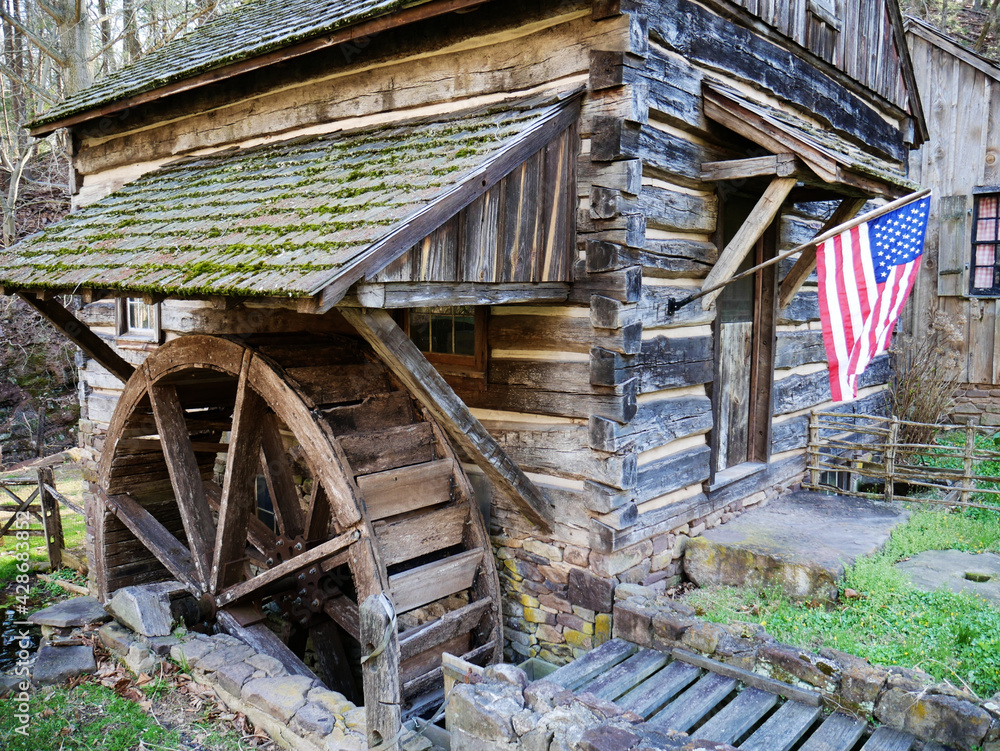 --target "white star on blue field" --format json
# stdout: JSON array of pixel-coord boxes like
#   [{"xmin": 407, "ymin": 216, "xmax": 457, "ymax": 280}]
[{"xmin": 869, "ymin": 197, "xmax": 930, "ymax": 284}]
